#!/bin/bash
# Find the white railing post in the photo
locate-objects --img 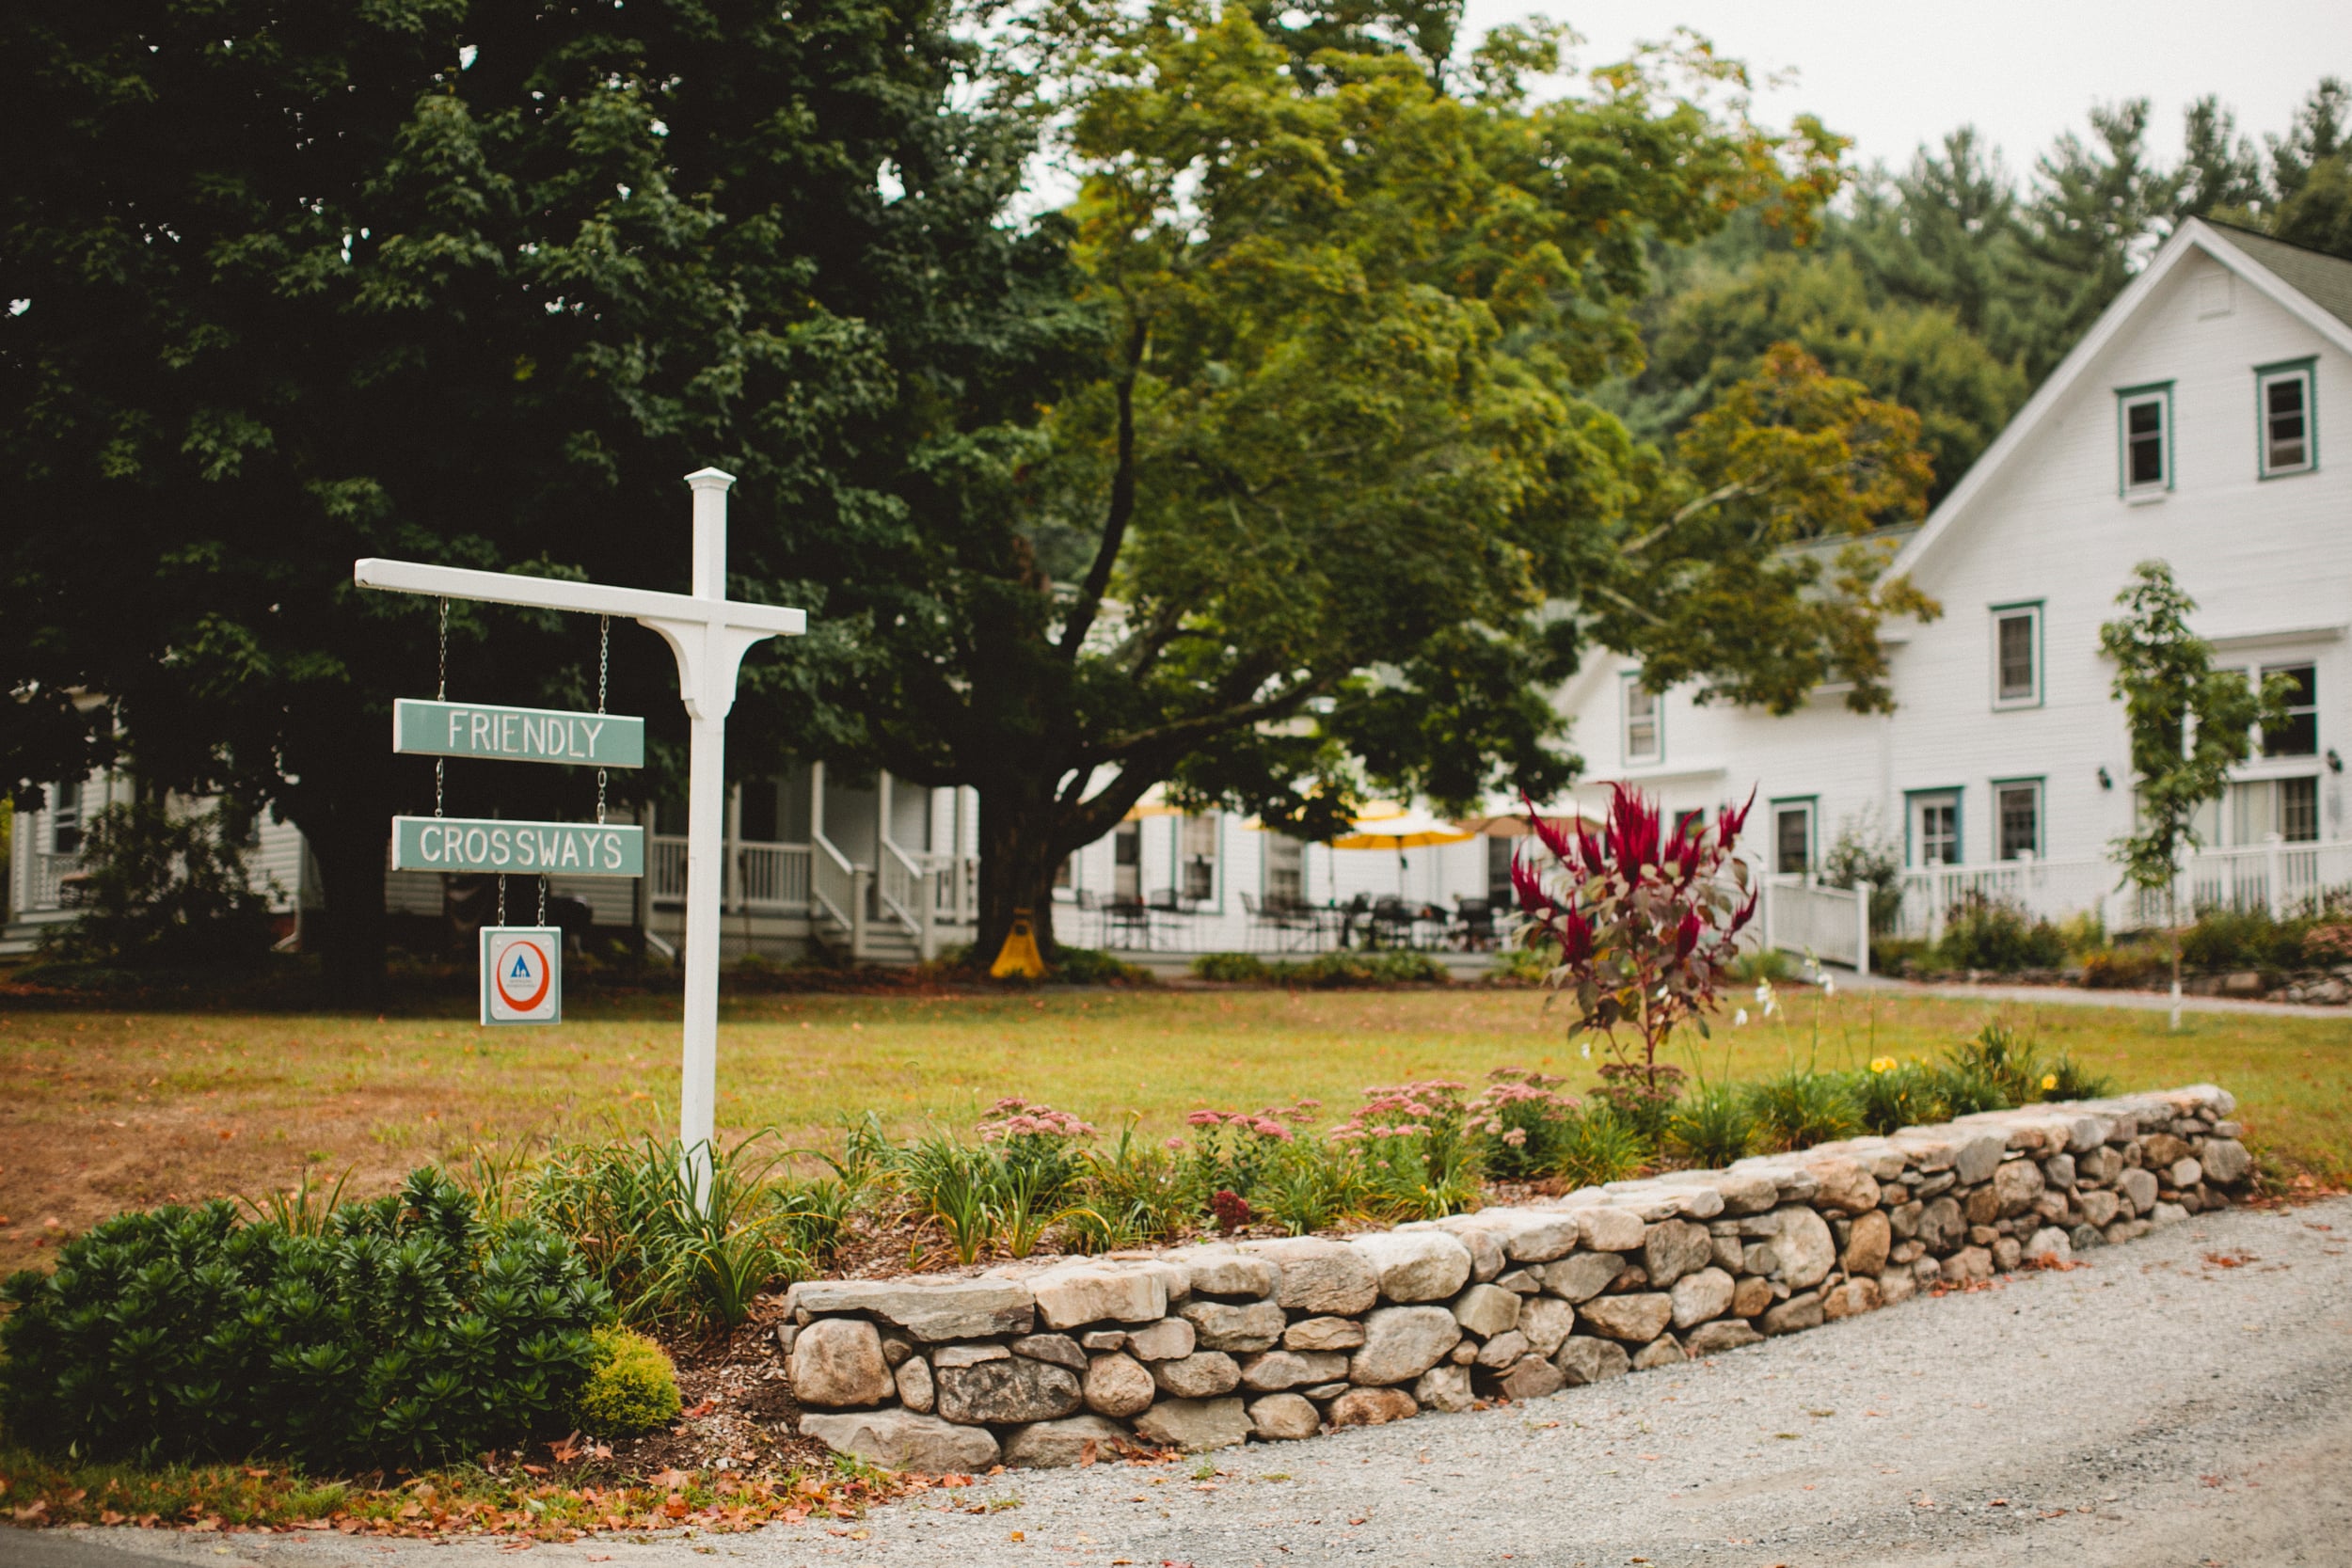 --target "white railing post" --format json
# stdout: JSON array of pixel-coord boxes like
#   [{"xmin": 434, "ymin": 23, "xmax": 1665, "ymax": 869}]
[
  {"xmin": 2265, "ymin": 835, "xmax": 2284, "ymax": 919},
  {"xmin": 1855, "ymin": 880, "xmax": 1871, "ymax": 976},
  {"xmin": 851, "ymin": 866, "xmax": 870, "ymax": 958},
  {"xmin": 920, "ymin": 868, "xmax": 938, "ymax": 961}
]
